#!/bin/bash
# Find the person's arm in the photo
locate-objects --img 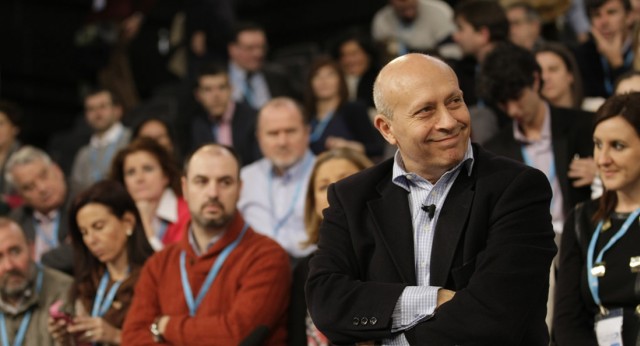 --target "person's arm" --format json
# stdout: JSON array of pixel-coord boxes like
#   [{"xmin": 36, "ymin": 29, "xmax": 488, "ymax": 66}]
[
  {"xmin": 405, "ymin": 168, "xmax": 557, "ymax": 343},
  {"xmin": 306, "ymin": 183, "xmax": 411, "ymax": 344},
  {"xmin": 162, "ymin": 242, "xmax": 290, "ymax": 345},
  {"xmin": 553, "ymin": 205, "xmax": 599, "ymax": 345},
  {"xmin": 120, "ymin": 257, "xmax": 163, "ymax": 346}
]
